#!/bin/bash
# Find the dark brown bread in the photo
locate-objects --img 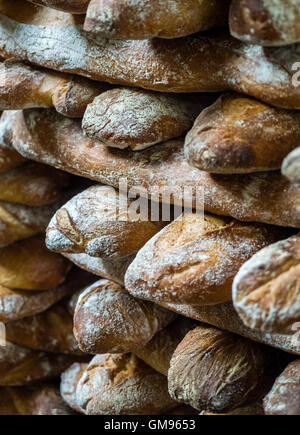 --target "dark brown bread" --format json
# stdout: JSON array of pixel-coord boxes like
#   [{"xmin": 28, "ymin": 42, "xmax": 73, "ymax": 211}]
[{"xmin": 0, "ymin": 112, "xmax": 26, "ymax": 172}]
